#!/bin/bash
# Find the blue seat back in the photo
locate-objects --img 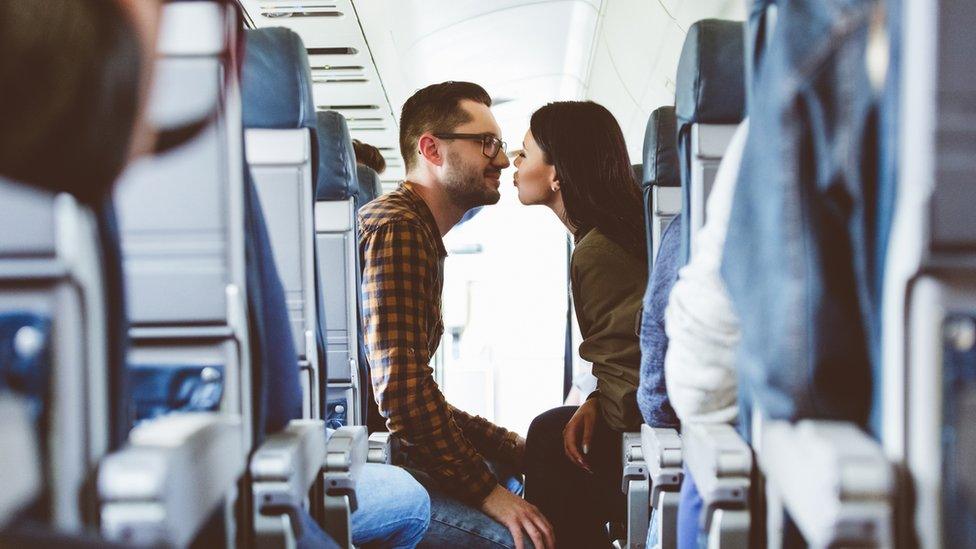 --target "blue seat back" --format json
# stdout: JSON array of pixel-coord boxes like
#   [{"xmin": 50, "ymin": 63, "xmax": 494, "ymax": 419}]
[
  {"xmin": 239, "ymin": 29, "xmax": 336, "ymax": 547},
  {"xmin": 242, "ymin": 28, "xmax": 316, "ymax": 134},
  {"xmin": 355, "ymin": 165, "xmax": 383, "ymax": 207},
  {"xmin": 240, "ymin": 27, "xmax": 313, "ymax": 436},
  {"xmin": 315, "ymin": 111, "xmax": 359, "ymax": 202},
  {"xmin": 313, "ymin": 111, "xmax": 368, "ymax": 427},
  {"xmin": 675, "ymin": 19, "xmax": 745, "ymax": 264},
  {"xmin": 243, "ymin": 27, "xmax": 321, "ymax": 419}
]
